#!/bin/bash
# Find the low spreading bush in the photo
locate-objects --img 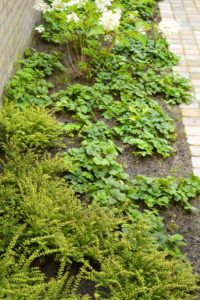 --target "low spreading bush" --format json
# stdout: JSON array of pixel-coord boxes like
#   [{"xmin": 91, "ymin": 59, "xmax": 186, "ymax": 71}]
[{"xmin": 0, "ymin": 104, "xmax": 63, "ymax": 151}]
